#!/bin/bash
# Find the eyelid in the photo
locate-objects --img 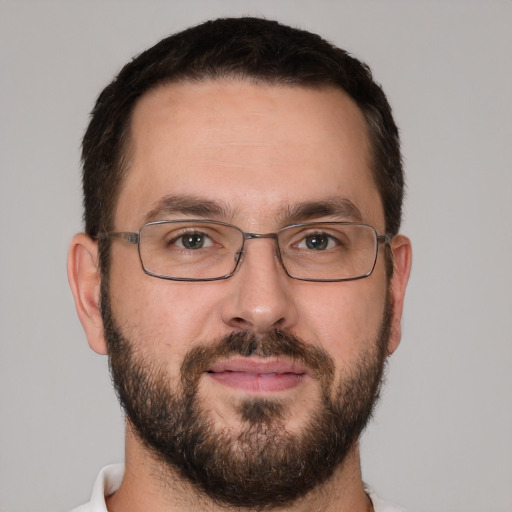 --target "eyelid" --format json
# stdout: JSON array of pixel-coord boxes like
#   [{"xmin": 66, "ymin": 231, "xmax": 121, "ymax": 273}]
[
  {"xmin": 171, "ymin": 233, "xmax": 215, "ymax": 250},
  {"xmin": 297, "ymin": 232, "xmax": 340, "ymax": 247},
  {"xmin": 161, "ymin": 223, "xmax": 223, "ymax": 237}
]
